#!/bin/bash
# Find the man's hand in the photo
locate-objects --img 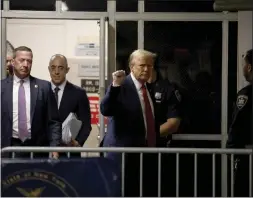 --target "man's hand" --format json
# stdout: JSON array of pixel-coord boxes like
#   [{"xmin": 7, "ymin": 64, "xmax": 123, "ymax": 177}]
[
  {"xmin": 112, "ymin": 70, "xmax": 126, "ymax": 87},
  {"xmin": 67, "ymin": 139, "xmax": 81, "ymax": 147},
  {"xmin": 51, "ymin": 152, "xmax": 59, "ymax": 159}
]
